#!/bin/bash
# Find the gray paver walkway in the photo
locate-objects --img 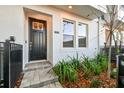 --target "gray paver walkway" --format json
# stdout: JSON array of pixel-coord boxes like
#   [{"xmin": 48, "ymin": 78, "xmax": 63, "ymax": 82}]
[{"xmin": 19, "ymin": 61, "xmax": 62, "ymax": 88}]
